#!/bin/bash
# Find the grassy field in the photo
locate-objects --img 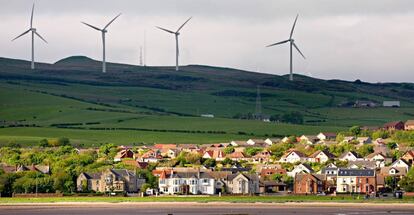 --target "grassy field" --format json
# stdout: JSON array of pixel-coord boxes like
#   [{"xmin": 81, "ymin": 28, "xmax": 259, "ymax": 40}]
[
  {"xmin": 1, "ymin": 58, "xmax": 413, "ymax": 146},
  {"xmin": 0, "ymin": 195, "xmax": 413, "ymax": 204}
]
